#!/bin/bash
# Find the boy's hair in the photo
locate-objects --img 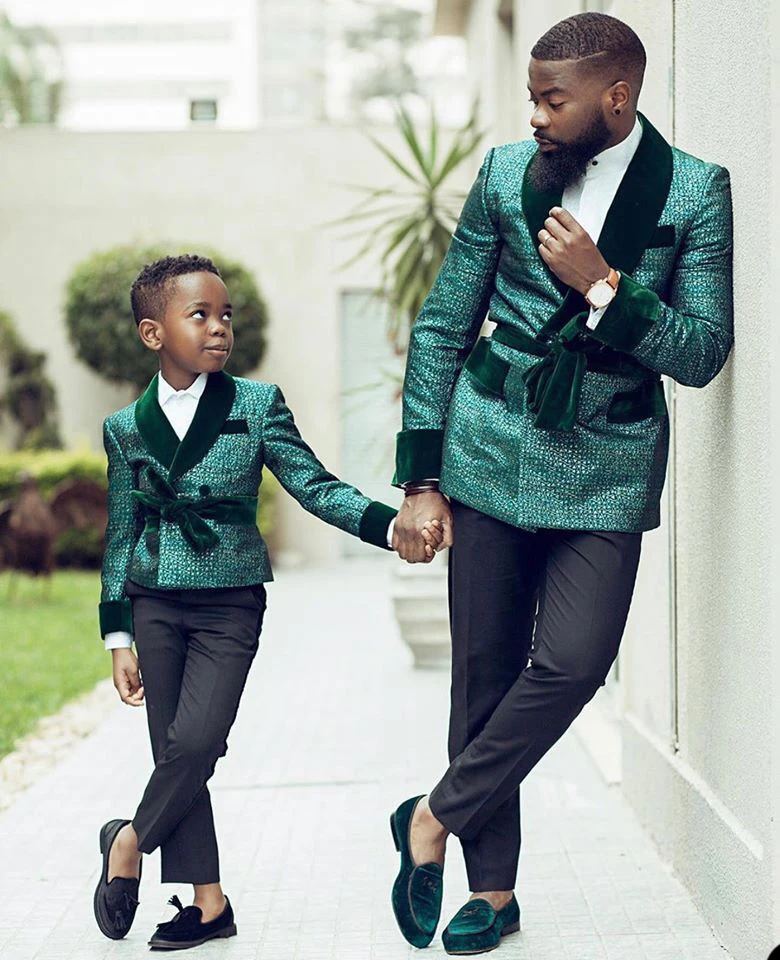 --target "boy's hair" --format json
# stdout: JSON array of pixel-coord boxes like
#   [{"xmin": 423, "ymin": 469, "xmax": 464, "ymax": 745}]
[
  {"xmin": 531, "ymin": 13, "xmax": 646, "ymax": 92},
  {"xmin": 130, "ymin": 254, "xmax": 221, "ymax": 326}
]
